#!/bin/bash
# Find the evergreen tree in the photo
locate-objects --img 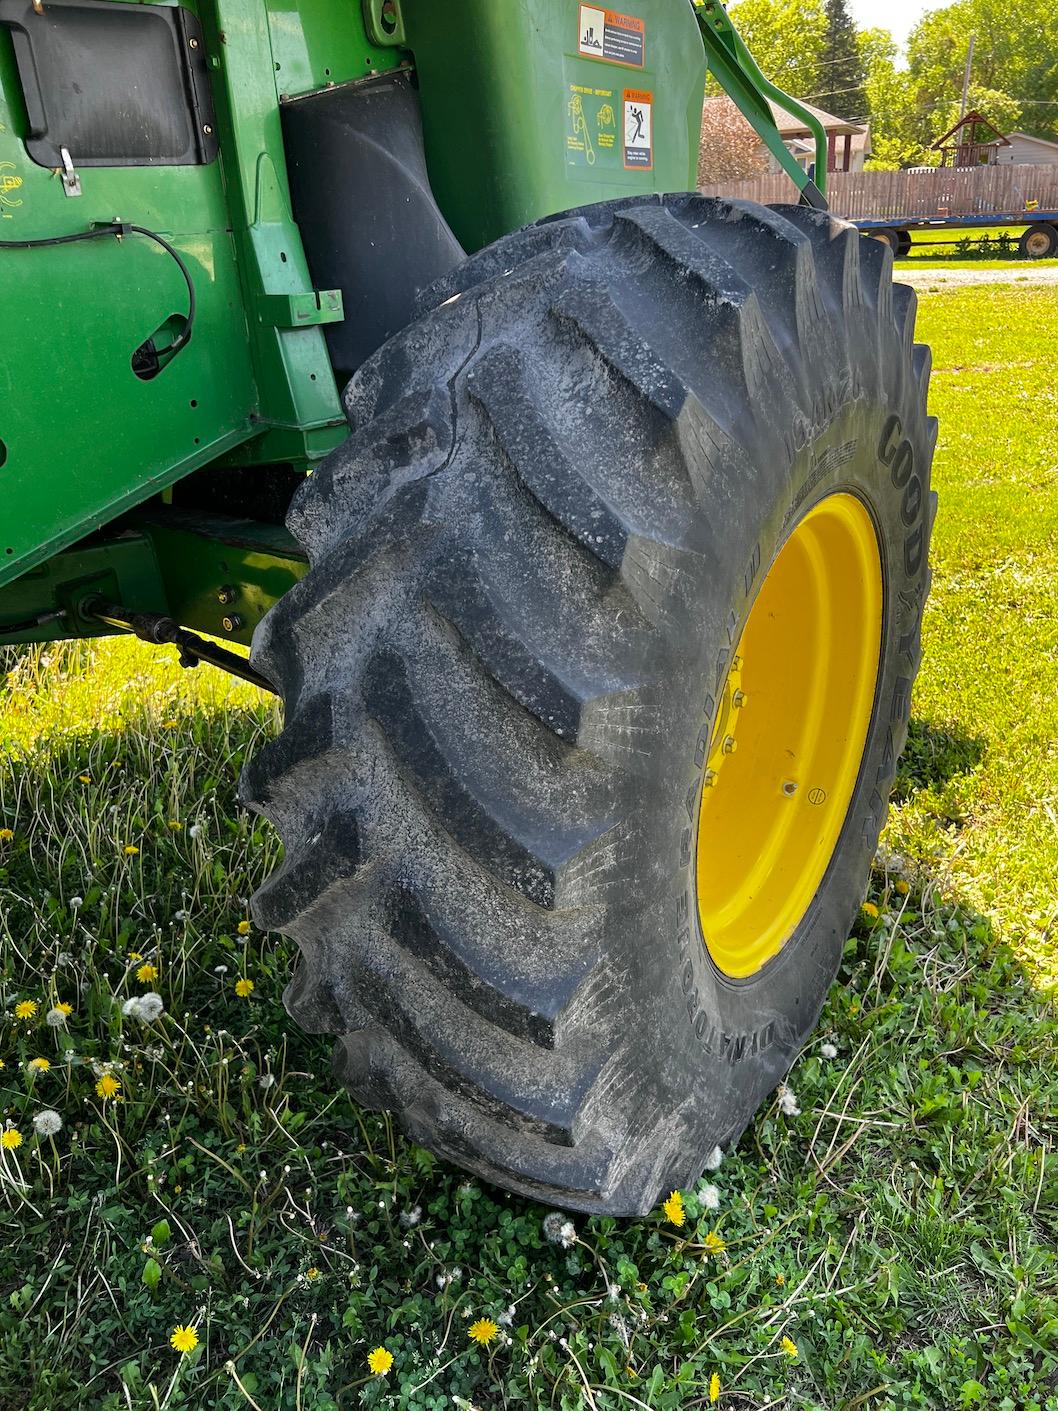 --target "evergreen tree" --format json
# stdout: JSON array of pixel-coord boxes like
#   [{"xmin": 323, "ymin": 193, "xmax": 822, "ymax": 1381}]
[{"xmin": 815, "ymin": 0, "xmax": 868, "ymax": 121}]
